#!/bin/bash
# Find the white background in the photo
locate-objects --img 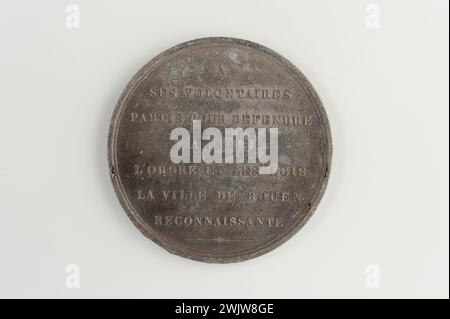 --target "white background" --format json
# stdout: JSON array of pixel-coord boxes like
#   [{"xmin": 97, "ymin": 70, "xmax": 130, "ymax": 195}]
[{"xmin": 0, "ymin": 0, "xmax": 448, "ymax": 298}]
